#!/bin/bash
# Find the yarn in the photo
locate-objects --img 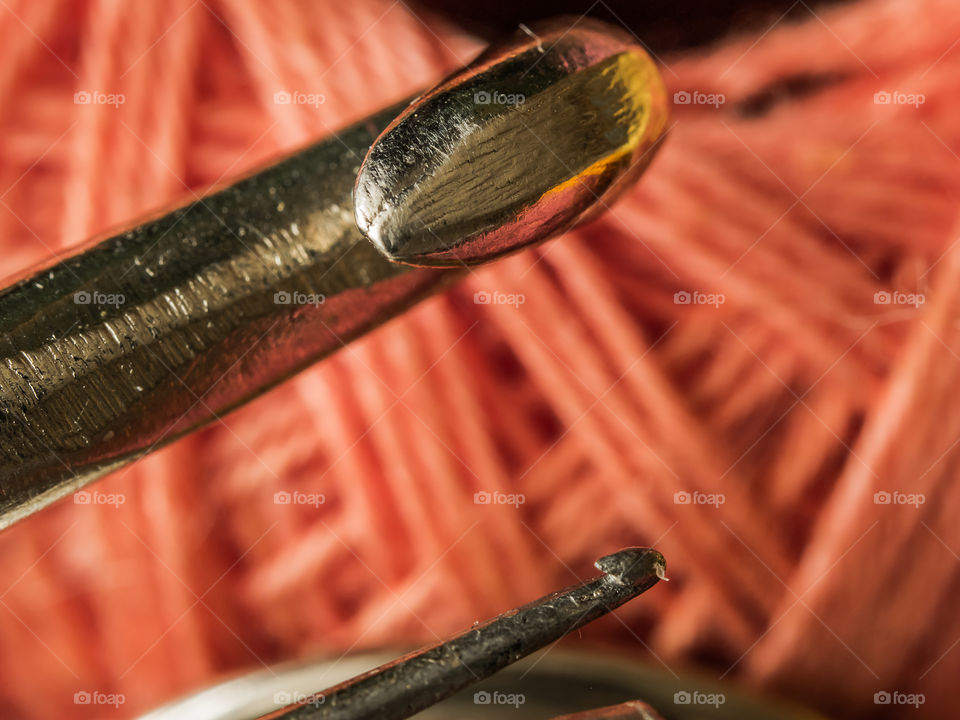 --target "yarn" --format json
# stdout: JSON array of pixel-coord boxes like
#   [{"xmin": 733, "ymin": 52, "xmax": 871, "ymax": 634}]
[{"xmin": 0, "ymin": 0, "xmax": 958, "ymax": 718}]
